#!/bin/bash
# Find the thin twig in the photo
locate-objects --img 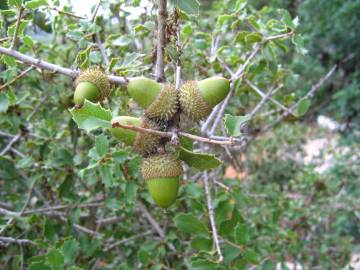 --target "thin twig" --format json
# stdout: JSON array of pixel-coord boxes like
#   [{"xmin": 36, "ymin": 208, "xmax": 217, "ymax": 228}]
[
  {"xmin": 104, "ymin": 230, "xmax": 153, "ymax": 252},
  {"xmin": 155, "ymin": 0, "xmax": 167, "ymax": 82},
  {"xmin": 0, "ymin": 179, "xmax": 35, "ymax": 236},
  {"xmin": 260, "ymin": 65, "xmax": 337, "ymax": 134},
  {"xmin": 265, "ymin": 31, "xmax": 294, "ymax": 41},
  {"xmin": 0, "ymin": 66, "xmax": 35, "ymax": 91},
  {"xmin": 248, "ymin": 84, "xmax": 282, "ymax": 118},
  {"xmin": 137, "ymin": 202, "xmax": 164, "ymax": 239},
  {"xmin": 111, "ymin": 121, "xmax": 235, "ymax": 145},
  {"xmin": 0, "ymin": 236, "xmax": 37, "ymax": 246},
  {"xmin": 203, "ymin": 171, "xmax": 223, "ymax": 262},
  {"xmin": 0, "ymin": 46, "xmax": 127, "ymax": 85},
  {"xmin": 208, "ymin": 44, "xmax": 261, "ymax": 135},
  {"xmin": 91, "ymin": 1, "xmax": 102, "ymax": 23},
  {"xmin": 11, "ymin": 5, "xmax": 25, "ymax": 49},
  {"xmin": 51, "ymin": 7, "xmax": 87, "ymax": 19},
  {"xmin": 246, "ymin": 80, "xmax": 293, "ymax": 116},
  {"xmin": 0, "ymin": 133, "xmax": 21, "ymax": 156}
]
